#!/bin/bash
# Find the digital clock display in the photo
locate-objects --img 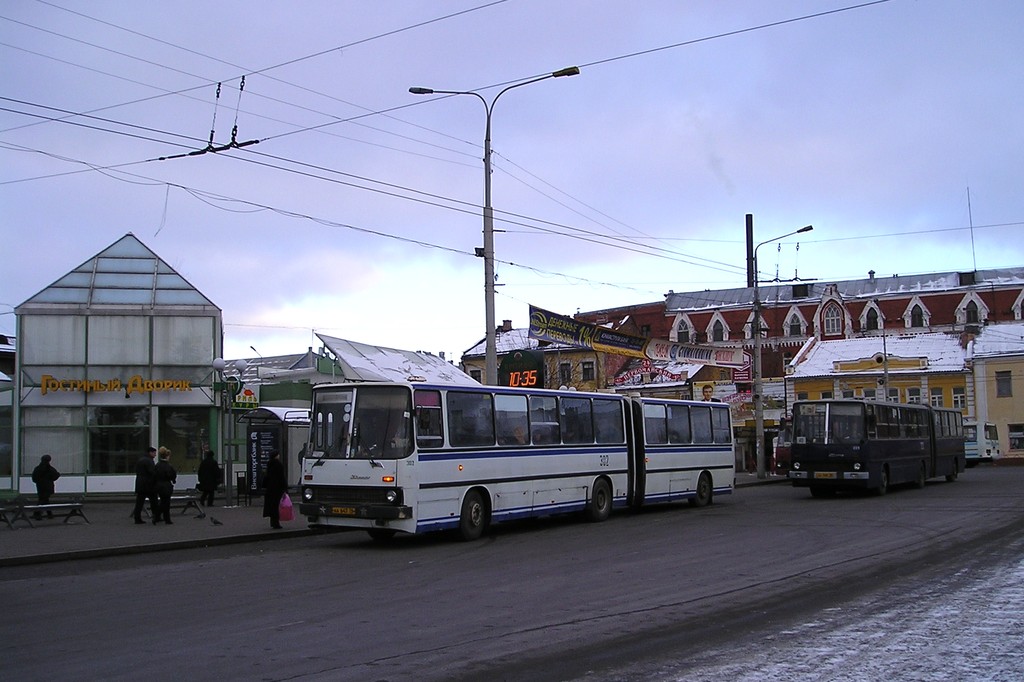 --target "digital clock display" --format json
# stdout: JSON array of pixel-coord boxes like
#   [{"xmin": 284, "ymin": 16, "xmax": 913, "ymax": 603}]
[
  {"xmin": 507, "ymin": 369, "xmax": 539, "ymax": 387},
  {"xmin": 499, "ymin": 351, "xmax": 545, "ymax": 388}
]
